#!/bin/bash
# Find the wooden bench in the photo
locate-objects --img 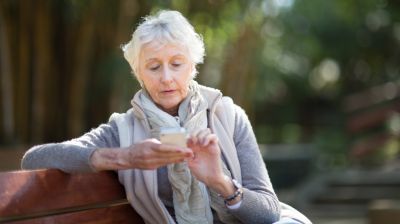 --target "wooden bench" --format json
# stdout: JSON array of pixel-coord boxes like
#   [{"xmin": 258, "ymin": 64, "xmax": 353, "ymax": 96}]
[
  {"xmin": 0, "ymin": 169, "xmax": 145, "ymax": 223},
  {"xmin": 368, "ymin": 199, "xmax": 400, "ymax": 224}
]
